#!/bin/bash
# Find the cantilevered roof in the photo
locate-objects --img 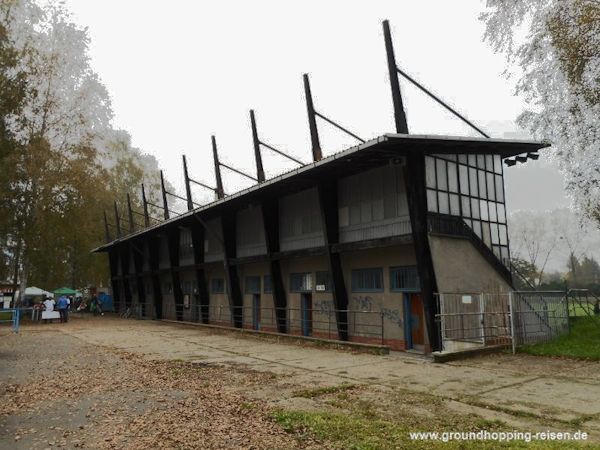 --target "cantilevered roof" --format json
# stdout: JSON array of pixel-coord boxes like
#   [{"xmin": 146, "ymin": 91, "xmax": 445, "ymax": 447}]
[{"xmin": 93, "ymin": 133, "xmax": 549, "ymax": 252}]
